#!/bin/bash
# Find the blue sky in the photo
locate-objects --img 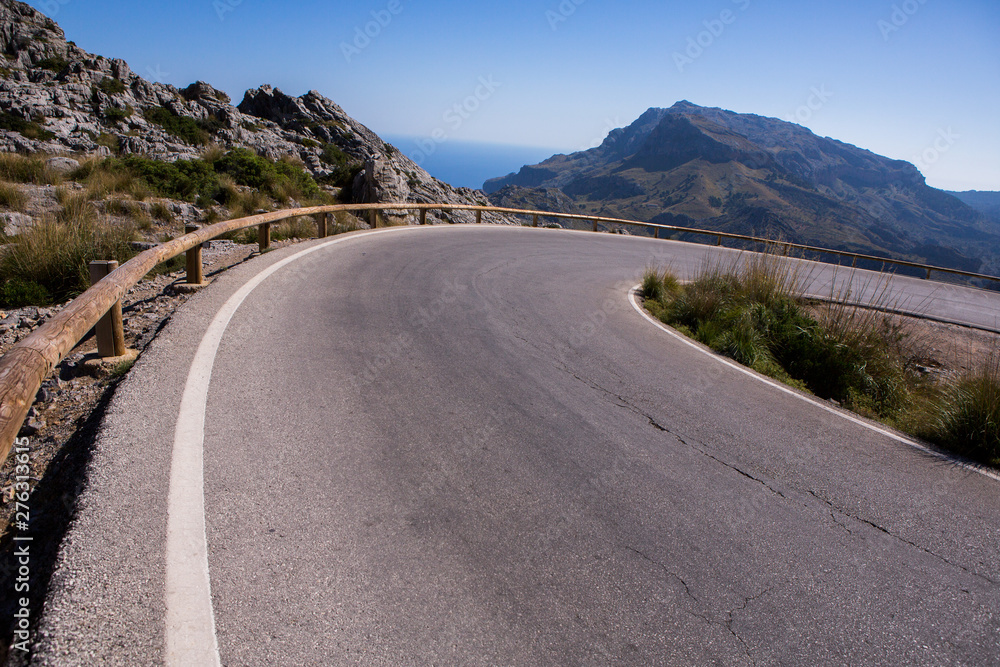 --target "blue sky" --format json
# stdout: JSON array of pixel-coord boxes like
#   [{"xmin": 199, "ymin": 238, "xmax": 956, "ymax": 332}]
[{"xmin": 28, "ymin": 0, "xmax": 1000, "ymax": 191}]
